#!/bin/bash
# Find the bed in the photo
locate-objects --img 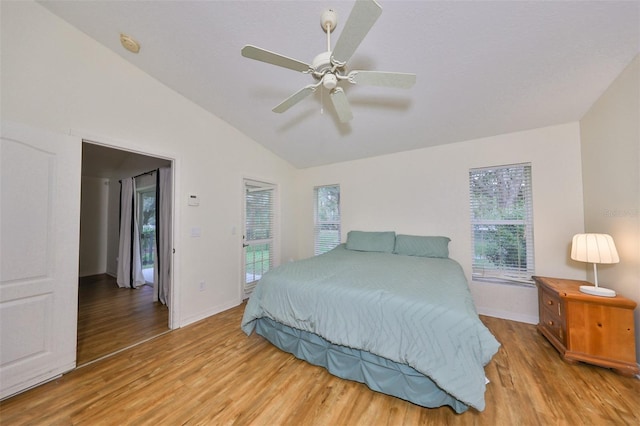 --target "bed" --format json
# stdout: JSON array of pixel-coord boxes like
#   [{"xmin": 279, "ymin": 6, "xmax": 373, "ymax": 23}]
[{"xmin": 241, "ymin": 232, "xmax": 500, "ymax": 413}]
